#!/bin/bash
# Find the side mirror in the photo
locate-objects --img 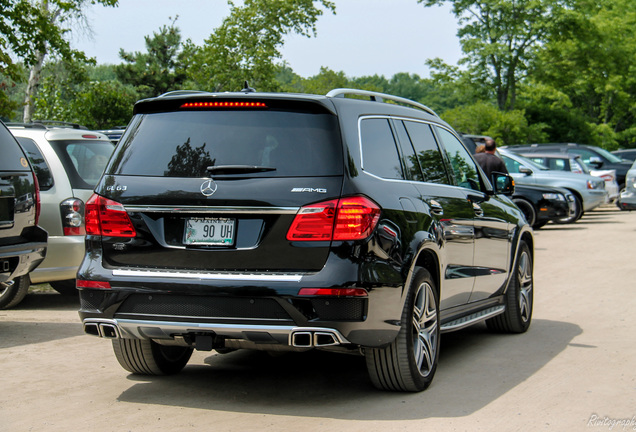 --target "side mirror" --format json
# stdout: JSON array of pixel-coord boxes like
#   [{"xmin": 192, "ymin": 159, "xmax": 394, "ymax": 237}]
[
  {"xmin": 491, "ymin": 172, "xmax": 514, "ymax": 196},
  {"xmin": 589, "ymin": 156, "xmax": 603, "ymax": 169},
  {"xmin": 519, "ymin": 166, "xmax": 533, "ymax": 176}
]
